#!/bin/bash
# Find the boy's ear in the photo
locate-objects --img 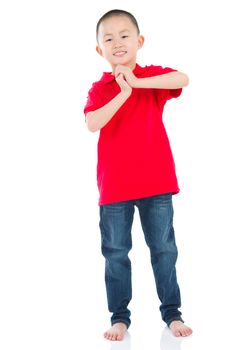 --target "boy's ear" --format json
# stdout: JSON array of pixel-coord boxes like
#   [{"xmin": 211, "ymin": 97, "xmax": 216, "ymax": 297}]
[
  {"xmin": 96, "ymin": 45, "xmax": 103, "ymax": 57},
  {"xmin": 138, "ymin": 35, "xmax": 145, "ymax": 49}
]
